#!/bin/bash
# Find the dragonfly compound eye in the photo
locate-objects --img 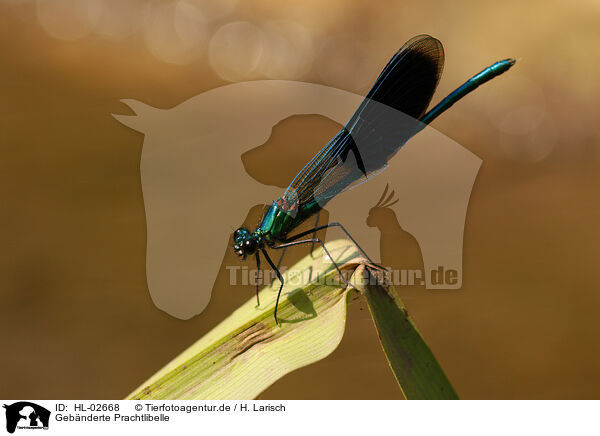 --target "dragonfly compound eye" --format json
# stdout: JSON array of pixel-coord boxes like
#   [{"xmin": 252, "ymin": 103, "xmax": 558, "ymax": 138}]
[
  {"xmin": 233, "ymin": 240, "xmax": 245, "ymax": 257},
  {"xmin": 244, "ymin": 238, "xmax": 257, "ymax": 254},
  {"xmin": 233, "ymin": 228, "xmax": 249, "ymax": 242}
]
